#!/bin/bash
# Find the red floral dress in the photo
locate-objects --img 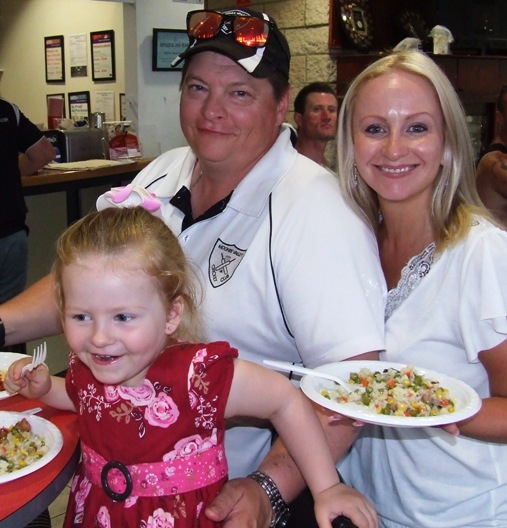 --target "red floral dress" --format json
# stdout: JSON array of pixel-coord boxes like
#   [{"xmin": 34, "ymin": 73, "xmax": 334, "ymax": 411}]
[{"xmin": 63, "ymin": 341, "xmax": 237, "ymax": 528}]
